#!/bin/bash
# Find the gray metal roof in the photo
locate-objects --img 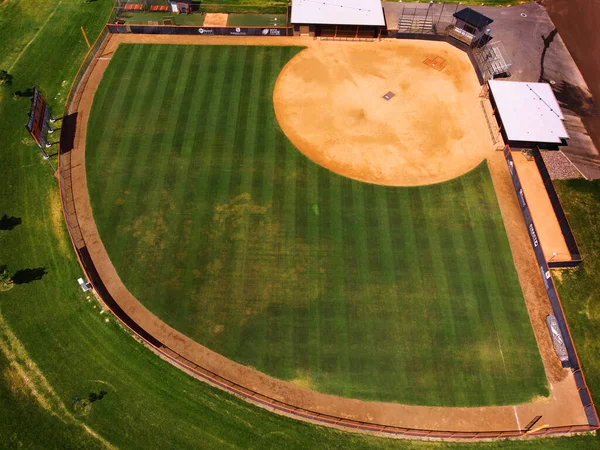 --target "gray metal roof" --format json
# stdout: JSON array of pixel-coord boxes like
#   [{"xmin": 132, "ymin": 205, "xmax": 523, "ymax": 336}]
[
  {"xmin": 489, "ymin": 80, "xmax": 568, "ymax": 144},
  {"xmin": 291, "ymin": 0, "xmax": 385, "ymax": 26}
]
